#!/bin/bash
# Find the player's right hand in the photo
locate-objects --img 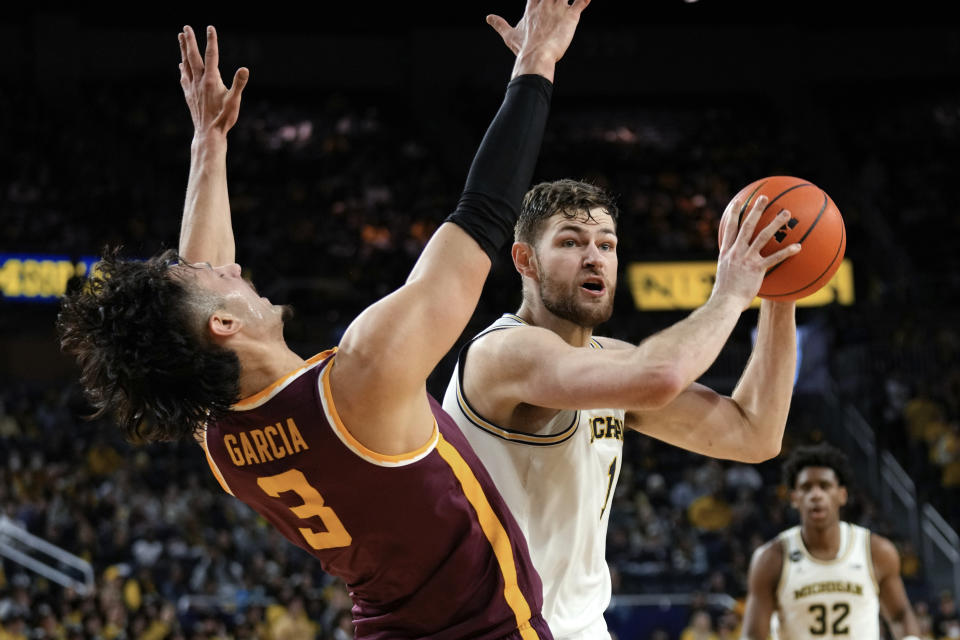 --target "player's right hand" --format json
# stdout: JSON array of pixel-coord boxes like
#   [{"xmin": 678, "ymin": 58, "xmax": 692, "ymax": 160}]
[
  {"xmin": 179, "ymin": 25, "xmax": 249, "ymax": 139},
  {"xmin": 713, "ymin": 194, "xmax": 802, "ymax": 309},
  {"xmin": 488, "ymin": 0, "xmax": 591, "ymax": 79}
]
